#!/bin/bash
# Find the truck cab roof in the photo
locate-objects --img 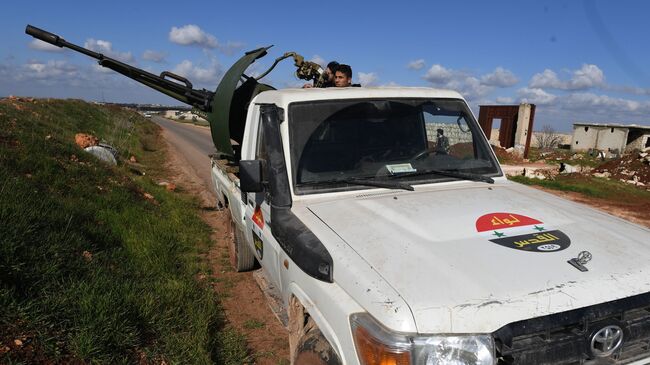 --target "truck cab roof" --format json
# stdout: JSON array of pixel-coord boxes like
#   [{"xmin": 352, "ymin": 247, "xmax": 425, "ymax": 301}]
[{"xmin": 252, "ymin": 87, "xmax": 466, "ymax": 106}]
